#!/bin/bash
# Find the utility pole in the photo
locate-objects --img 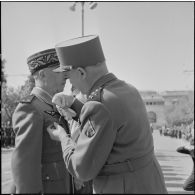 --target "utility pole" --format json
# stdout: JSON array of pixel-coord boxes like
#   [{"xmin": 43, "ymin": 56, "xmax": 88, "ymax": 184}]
[{"xmin": 69, "ymin": 2, "xmax": 98, "ymax": 36}]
